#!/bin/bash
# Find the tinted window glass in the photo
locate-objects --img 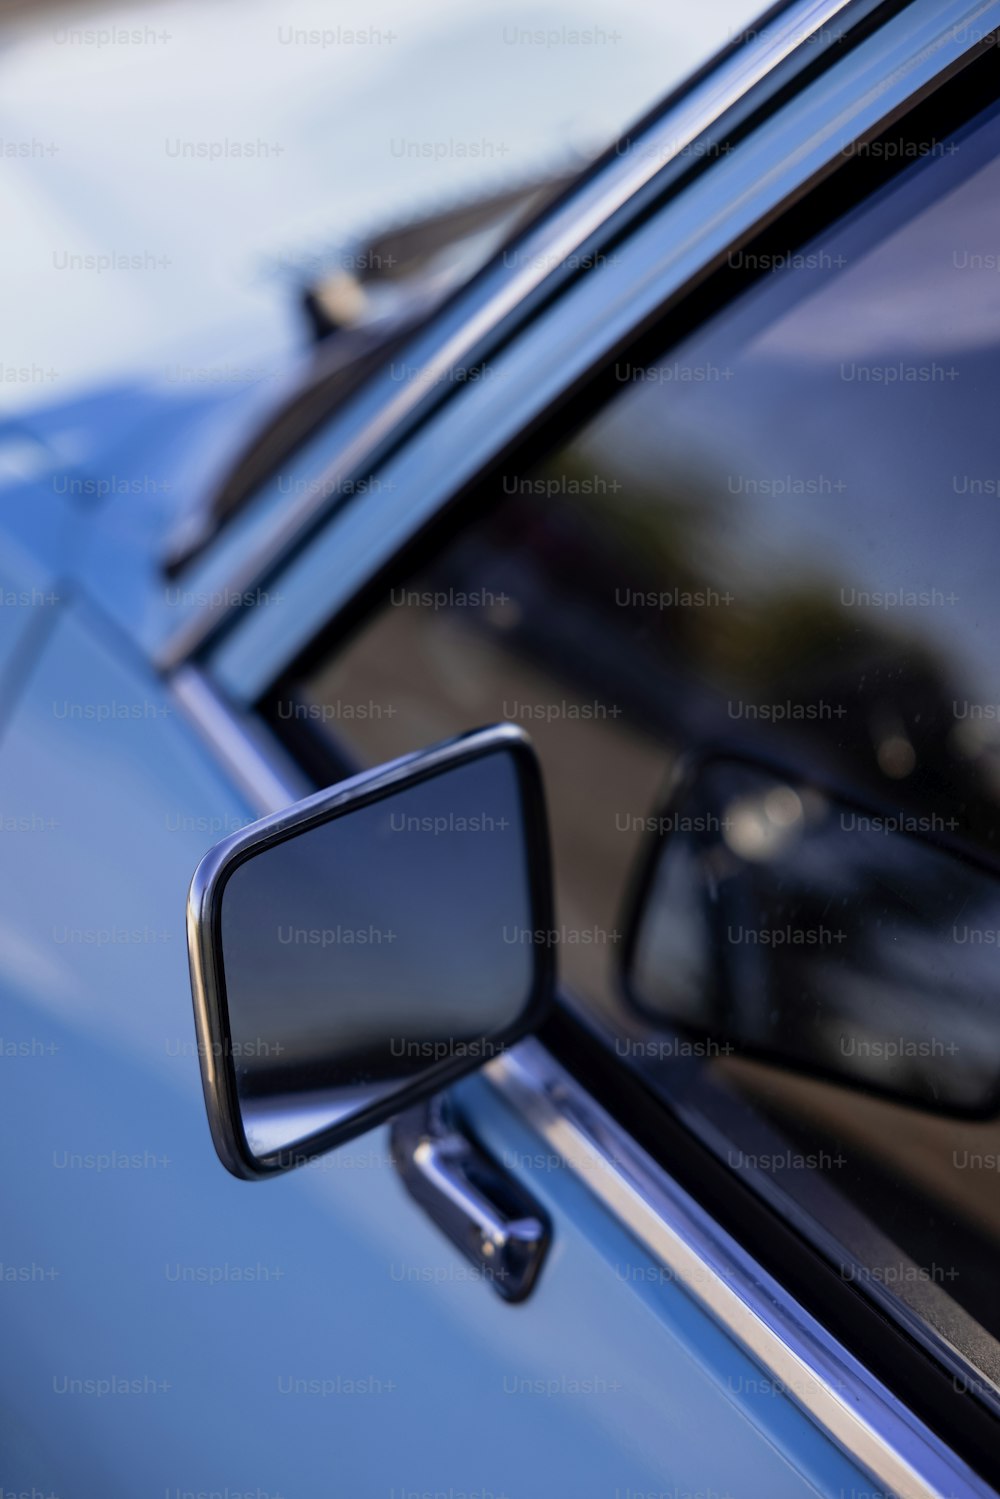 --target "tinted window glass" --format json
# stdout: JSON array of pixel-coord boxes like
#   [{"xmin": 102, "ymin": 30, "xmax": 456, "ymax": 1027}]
[{"xmin": 296, "ymin": 101, "xmax": 1000, "ymax": 1402}]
